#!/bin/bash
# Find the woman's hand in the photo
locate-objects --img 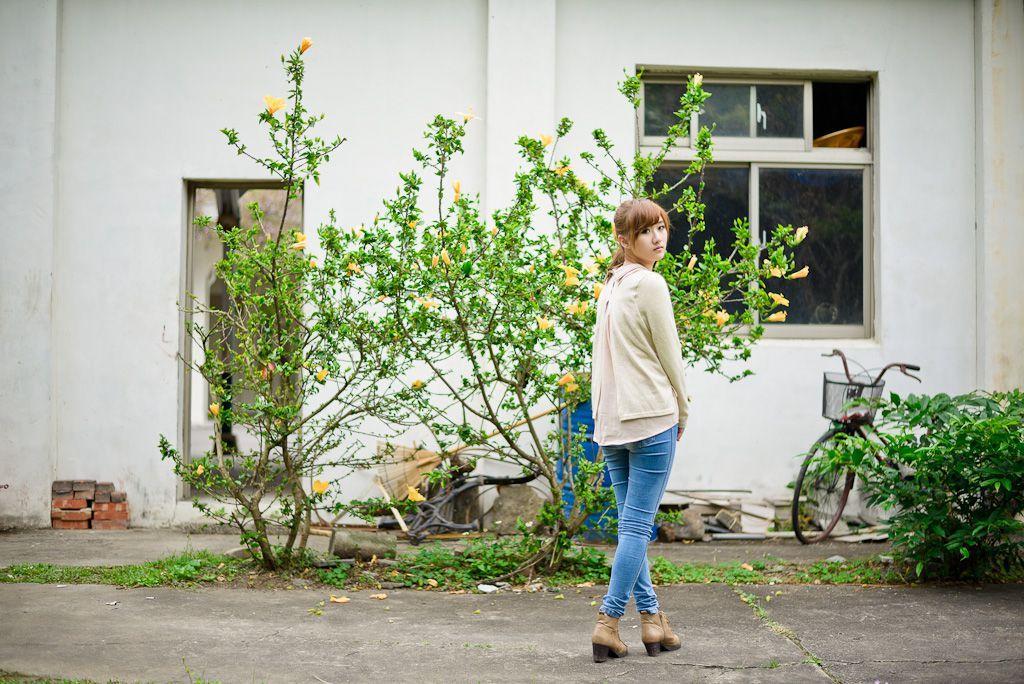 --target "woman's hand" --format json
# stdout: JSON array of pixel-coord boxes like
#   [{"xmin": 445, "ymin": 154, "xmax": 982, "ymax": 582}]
[{"xmin": 677, "ymin": 425, "xmax": 684, "ymax": 441}]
